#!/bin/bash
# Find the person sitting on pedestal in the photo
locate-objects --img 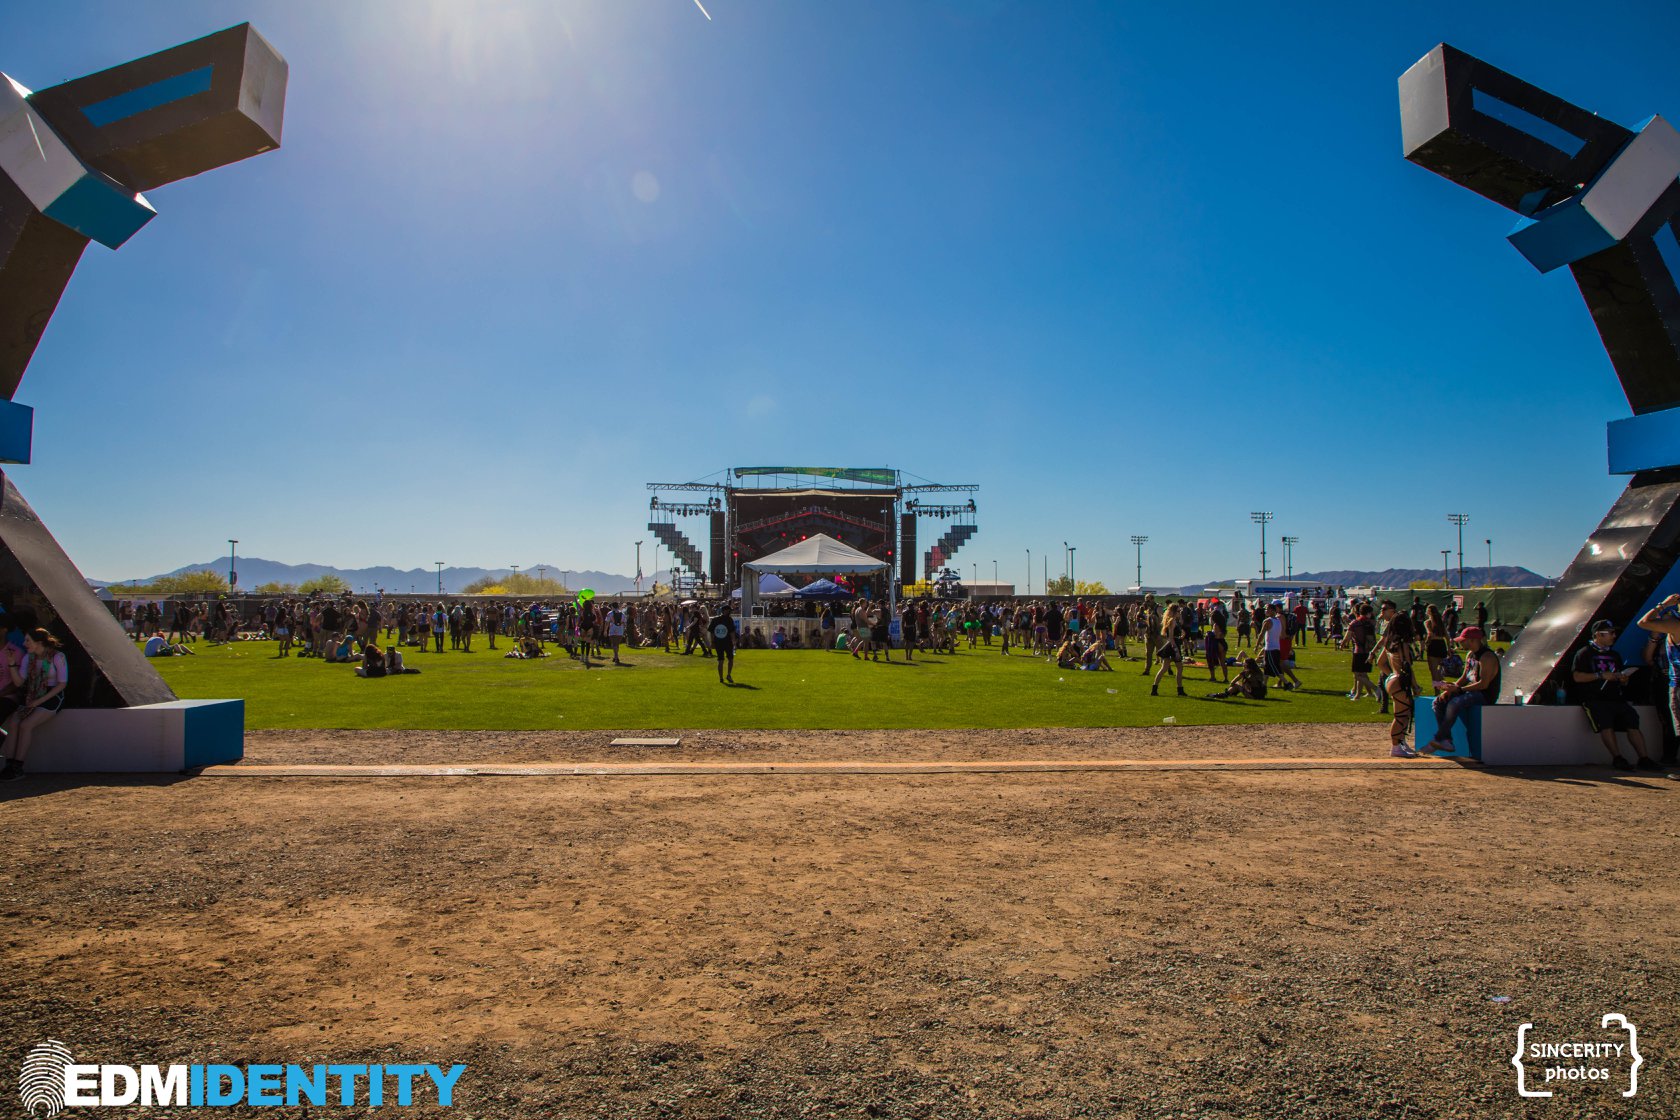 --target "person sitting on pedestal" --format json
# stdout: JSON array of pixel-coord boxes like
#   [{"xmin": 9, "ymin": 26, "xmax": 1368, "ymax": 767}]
[
  {"xmin": 1421, "ymin": 626, "xmax": 1500, "ymax": 757},
  {"xmin": 1570, "ymin": 620, "xmax": 1660, "ymax": 772}
]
